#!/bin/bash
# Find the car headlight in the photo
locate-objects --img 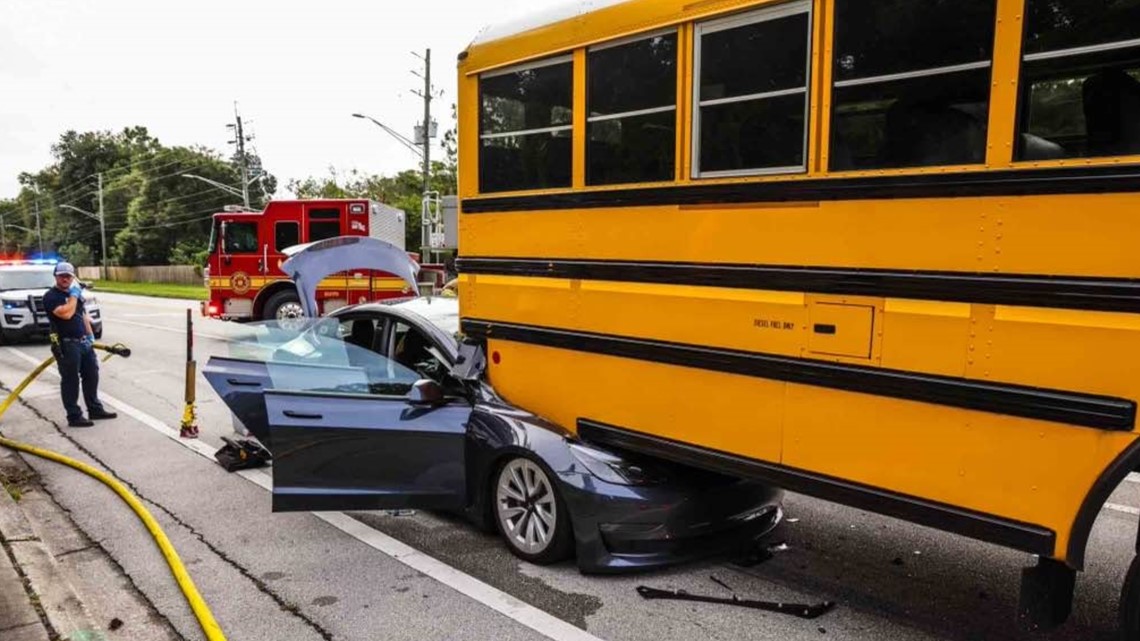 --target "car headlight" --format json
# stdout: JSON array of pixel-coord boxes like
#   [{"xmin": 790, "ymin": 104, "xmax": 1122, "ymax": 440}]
[
  {"xmin": 2, "ymin": 299, "xmax": 28, "ymax": 310},
  {"xmin": 569, "ymin": 442, "xmax": 665, "ymax": 486},
  {"xmin": 85, "ymin": 296, "xmax": 97, "ymax": 305}
]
